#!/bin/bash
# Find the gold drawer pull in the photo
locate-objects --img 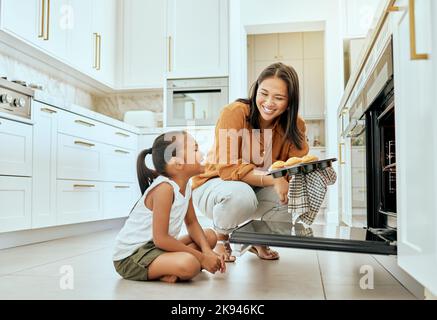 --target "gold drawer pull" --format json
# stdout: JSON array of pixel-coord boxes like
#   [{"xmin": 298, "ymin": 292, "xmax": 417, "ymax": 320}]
[
  {"xmin": 41, "ymin": 107, "xmax": 57, "ymax": 114},
  {"xmin": 75, "ymin": 119, "xmax": 95, "ymax": 127},
  {"xmin": 115, "ymin": 186, "xmax": 130, "ymax": 189},
  {"xmin": 74, "ymin": 184, "xmax": 95, "ymax": 188},
  {"xmin": 115, "ymin": 132, "xmax": 130, "ymax": 138},
  {"xmin": 74, "ymin": 141, "xmax": 95, "ymax": 147},
  {"xmin": 115, "ymin": 149, "xmax": 130, "ymax": 154},
  {"xmin": 339, "ymin": 143, "xmax": 346, "ymax": 165},
  {"xmin": 409, "ymin": 0, "xmax": 429, "ymax": 60}
]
